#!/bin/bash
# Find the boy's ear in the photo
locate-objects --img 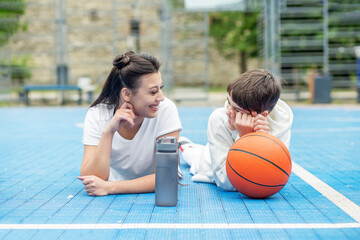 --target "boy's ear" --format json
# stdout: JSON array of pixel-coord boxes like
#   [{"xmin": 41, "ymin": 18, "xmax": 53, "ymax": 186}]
[
  {"xmin": 121, "ymin": 88, "xmax": 132, "ymax": 102},
  {"xmin": 261, "ymin": 110, "xmax": 269, "ymax": 117}
]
